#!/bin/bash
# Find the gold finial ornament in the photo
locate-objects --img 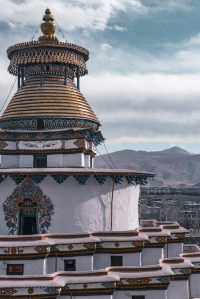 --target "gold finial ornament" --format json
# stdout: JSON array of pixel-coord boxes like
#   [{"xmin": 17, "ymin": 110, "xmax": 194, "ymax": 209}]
[{"xmin": 40, "ymin": 8, "xmax": 57, "ymax": 41}]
